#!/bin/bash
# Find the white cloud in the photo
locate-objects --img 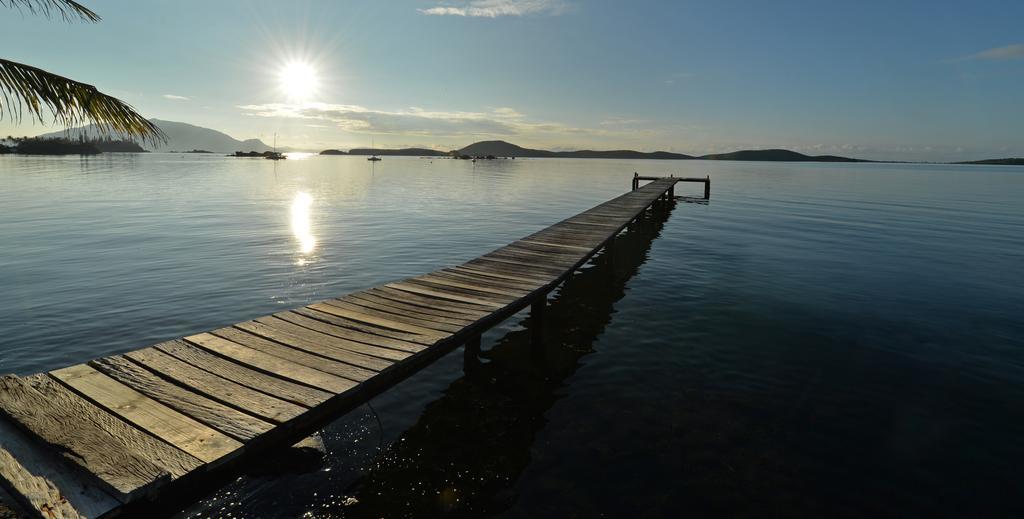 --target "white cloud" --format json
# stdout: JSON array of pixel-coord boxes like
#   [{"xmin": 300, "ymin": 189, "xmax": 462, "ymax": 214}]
[
  {"xmin": 237, "ymin": 102, "xmax": 634, "ymax": 141},
  {"xmin": 968, "ymin": 44, "xmax": 1024, "ymax": 60},
  {"xmin": 162, "ymin": 94, "xmax": 190, "ymax": 101},
  {"xmin": 418, "ymin": 0, "xmax": 567, "ymax": 17}
]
